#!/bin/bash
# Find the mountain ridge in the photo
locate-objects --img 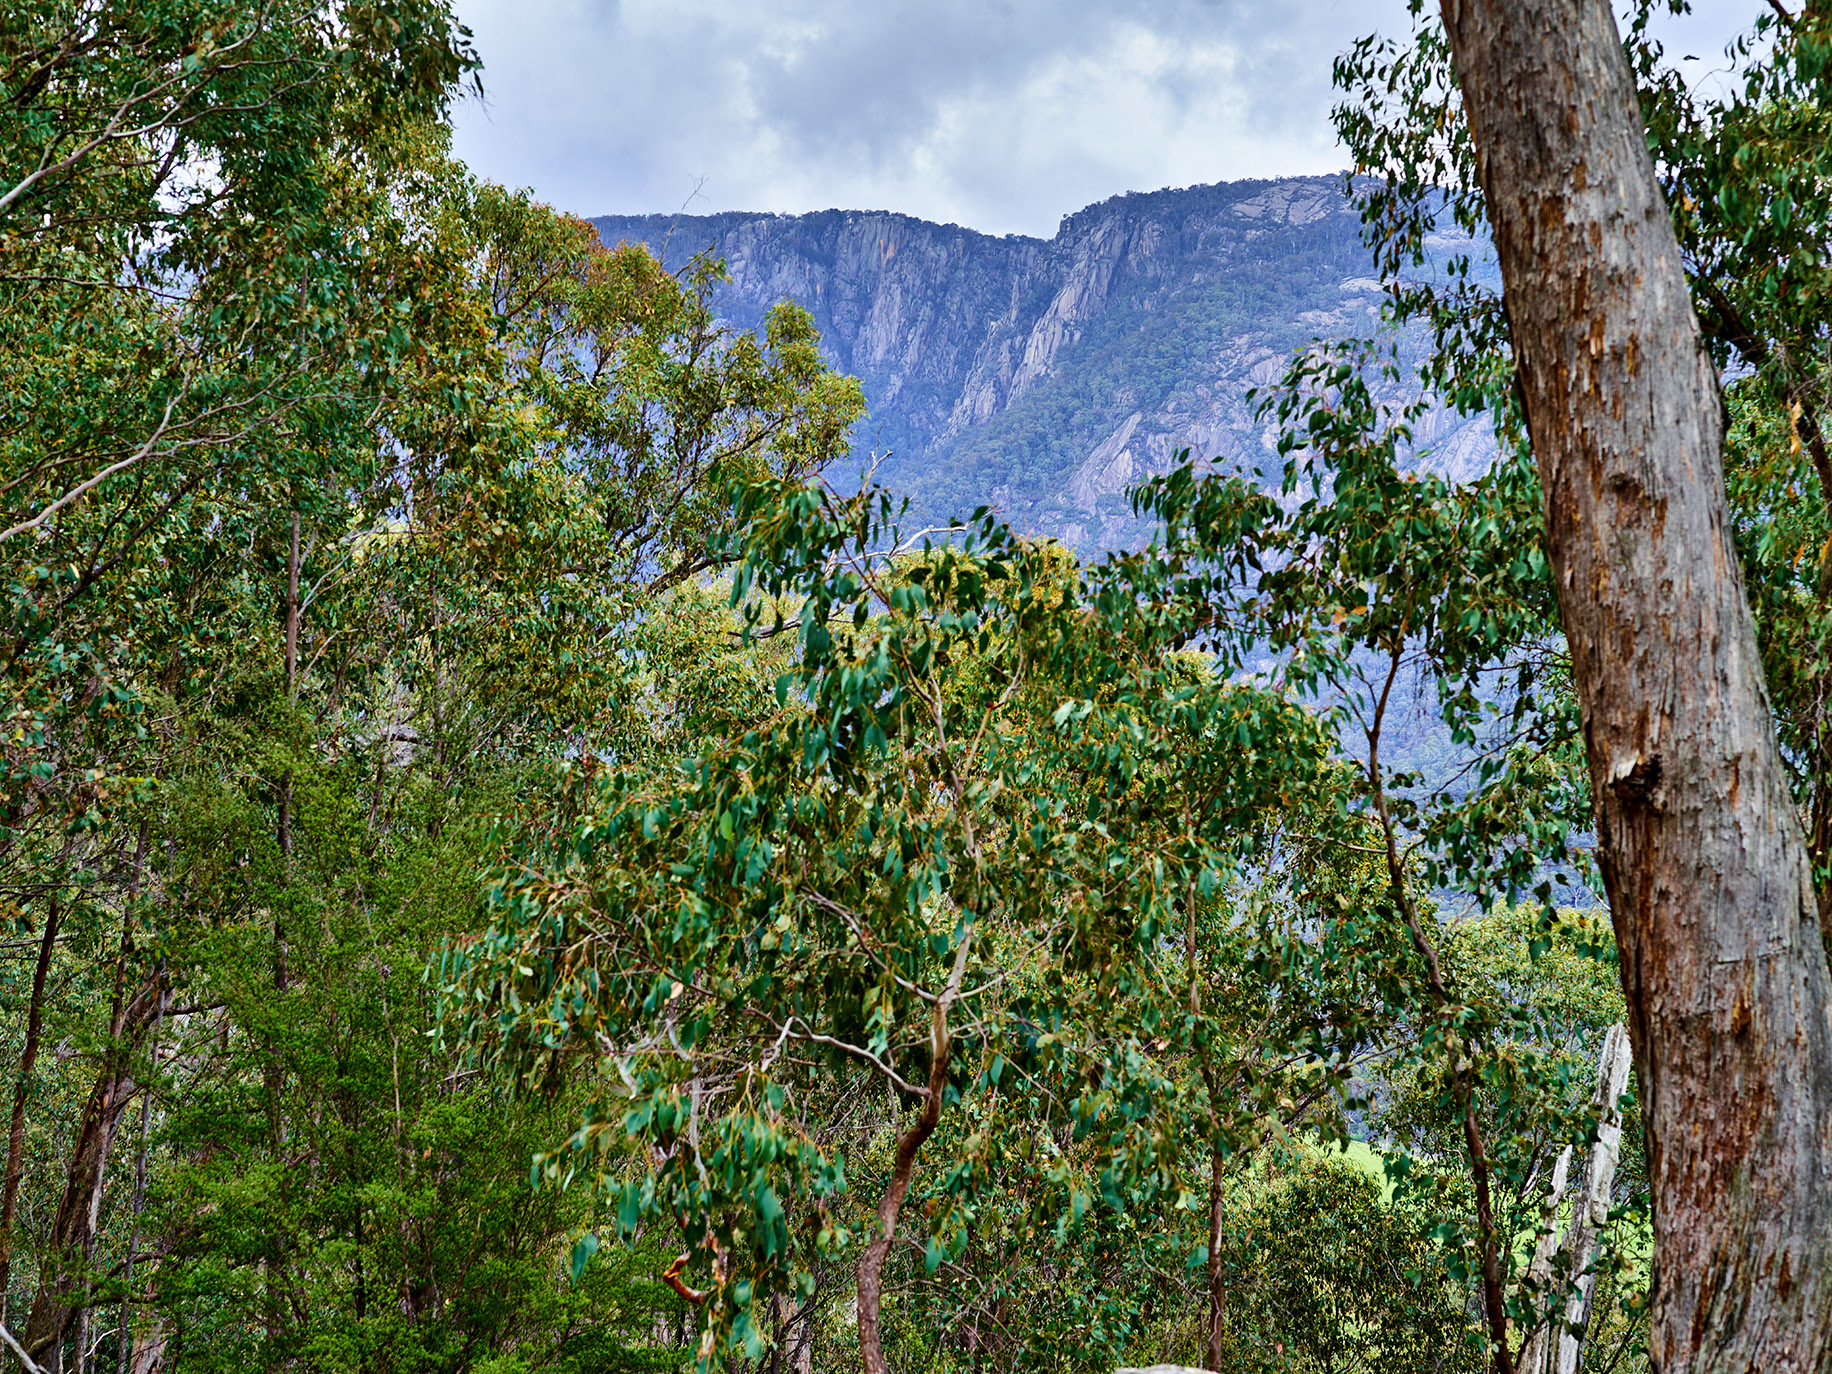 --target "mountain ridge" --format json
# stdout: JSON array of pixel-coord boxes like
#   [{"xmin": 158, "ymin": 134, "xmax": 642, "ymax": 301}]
[{"xmin": 592, "ymin": 175, "xmax": 1497, "ymax": 548}]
